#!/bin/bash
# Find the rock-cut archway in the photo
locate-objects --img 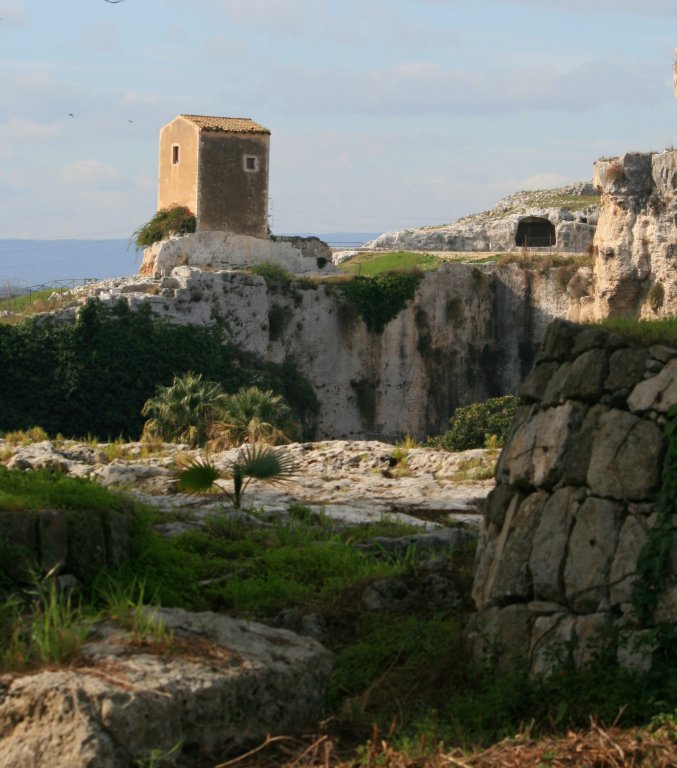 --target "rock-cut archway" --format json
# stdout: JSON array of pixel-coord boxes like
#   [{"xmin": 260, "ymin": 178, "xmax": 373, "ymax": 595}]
[{"xmin": 515, "ymin": 216, "xmax": 556, "ymax": 248}]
